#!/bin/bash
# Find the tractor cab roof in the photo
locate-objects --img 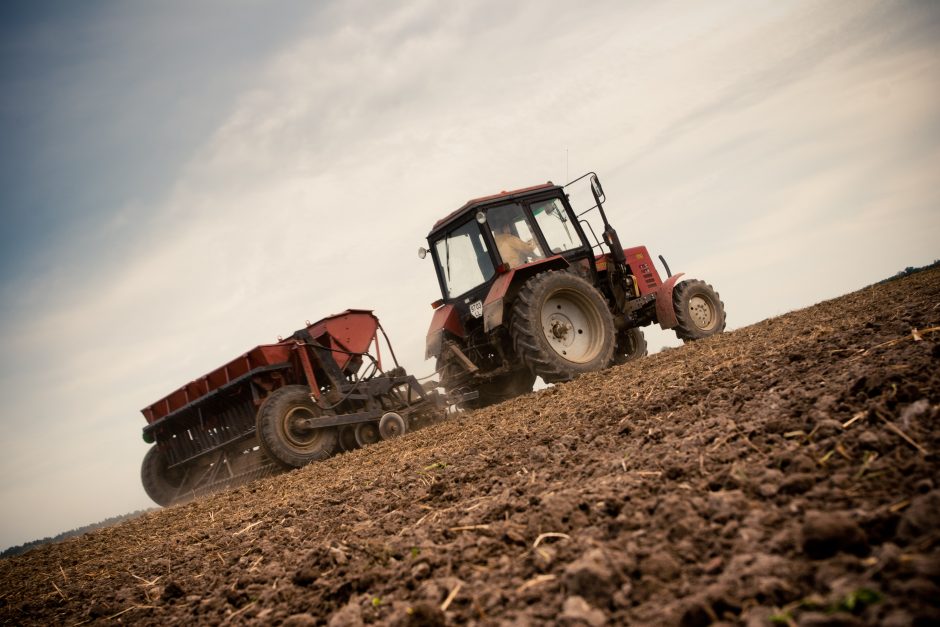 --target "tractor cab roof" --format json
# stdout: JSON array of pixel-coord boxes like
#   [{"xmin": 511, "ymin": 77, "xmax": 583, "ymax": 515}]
[{"xmin": 427, "ymin": 182, "xmax": 559, "ymax": 237}]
